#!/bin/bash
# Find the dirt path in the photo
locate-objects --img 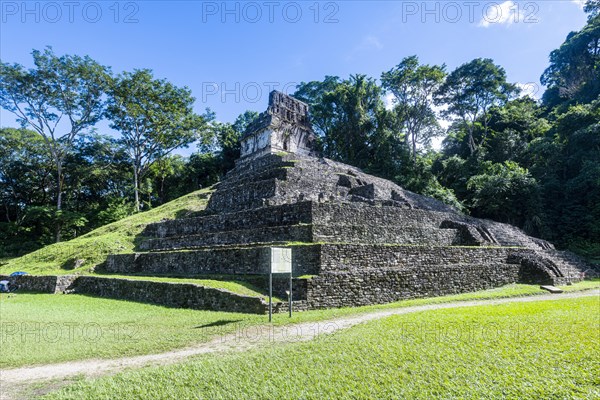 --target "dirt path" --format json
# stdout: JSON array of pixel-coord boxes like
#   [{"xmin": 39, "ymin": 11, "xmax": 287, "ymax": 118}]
[{"xmin": 1, "ymin": 289, "xmax": 598, "ymax": 399}]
